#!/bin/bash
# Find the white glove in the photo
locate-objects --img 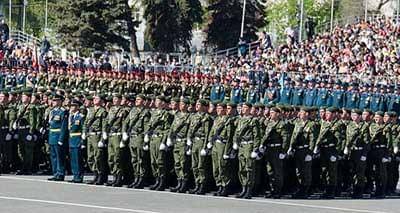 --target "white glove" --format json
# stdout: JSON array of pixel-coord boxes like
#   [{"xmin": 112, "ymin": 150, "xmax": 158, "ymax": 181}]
[
  {"xmin": 119, "ymin": 141, "xmax": 126, "ymax": 148},
  {"xmin": 81, "ymin": 132, "xmax": 86, "ymax": 140},
  {"xmin": 166, "ymin": 137, "xmax": 173, "ymax": 147},
  {"xmin": 102, "ymin": 132, "xmax": 108, "ymax": 140},
  {"xmin": 26, "ymin": 134, "xmax": 33, "ymax": 141},
  {"xmin": 57, "ymin": 141, "xmax": 63, "ymax": 146},
  {"xmin": 305, "ymin": 155, "xmax": 312, "ymax": 162},
  {"xmin": 81, "ymin": 145, "xmax": 86, "ymax": 149},
  {"xmin": 382, "ymin": 157, "xmax": 389, "ymax": 163},
  {"xmin": 144, "ymin": 134, "xmax": 149, "ymax": 143},
  {"xmin": 343, "ymin": 147, "xmax": 349, "ymax": 155},
  {"xmin": 286, "ymin": 147, "xmax": 293, "ymax": 155},
  {"xmin": 186, "ymin": 149, "xmax": 192, "ymax": 156},
  {"xmin": 98, "ymin": 141, "xmax": 105, "ymax": 148},
  {"xmin": 394, "ymin": 146, "xmax": 399, "ymax": 154},
  {"xmin": 40, "ymin": 127, "xmax": 45, "ymax": 134},
  {"xmin": 143, "ymin": 144, "xmax": 149, "ymax": 151},
  {"xmin": 251, "ymin": 151, "xmax": 258, "ymax": 159},
  {"xmin": 313, "ymin": 147, "xmax": 319, "ymax": 154},
  {"xmin": 122, "ymin": 132, "xmax": 129, "ymax": 141},
  {"xmin": 229, "ymin": 152, "xmax": 237, "ymax": 159},
  {"xmin": 223, "ymin": 154, "xmax": 230, "ymax": 160},
  {"xmin": 12, "ymin": 122, "xmax": 17, "ymax": 130},
  {"xmin": 5, "ymin": 133, "xmax": 12, "ymax": 141},
  {"xmin": 200, "ymin": 149, "xmax": 207, "ymax": 156},
  {"xmin": 279, "ymin": 153, "xmax": 286, "ymax": 160},
  {"xmin": 159, "ymin": 143, "xmax": 166, "ymax": 151},
  {"xmin": 232, "ymin": 143, "xmax": 238, "ymax": 150},
  {"xmin": 13, "ymin": 134, "xmax": 19, "ymax": 140},
  {"xmin": 330, "ymin": 155, "xmax": 337, "ymax": 162},
  {"xmin": 33, "ymin": 135, "xmax": 38, "ymax": 142},
  {"xmin": 259, "ymin": 145, "xmax": 266, "ymax": 153},
  {"xmin": 206, "ymin": 142, "xmax": 213, "ymax": 149},
  {"xmin": 186, "ymin": 138, "xmax": 192, "ymax": 146}
]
